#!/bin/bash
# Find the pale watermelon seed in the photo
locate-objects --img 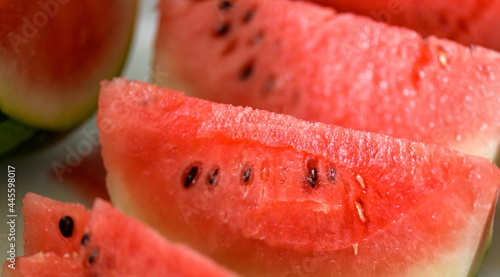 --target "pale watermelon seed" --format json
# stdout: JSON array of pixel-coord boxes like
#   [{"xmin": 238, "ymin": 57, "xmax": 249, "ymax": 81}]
[
  {"xmin": 329, "ymin": 167, "xmax": 336, "ymax": 182},
  {"xmin": 263, "ymin": 75, "xmax": 275, "ymax": 93},
  {"xmin": 208, "ymin": 168, "xmax": 219, "ymax": 185},
  {"xmin": 88, "ymin": 249, "xmax": 98, "ymax": 264},
  {"xmin": 437, "ymin": 45, "xmax": 448, "ymax": 67},
  {"xmin": 356, "ymin": 174, "xmax": 366, "ymax": 190},
  {"xmin": 214, "ymin": 22, "xmax": 231, "ymax": 37},
  {"xmin": 218, "ymin": 0, "xmax": 232, "ymax": 10},
  {"xmin": 81, "ymin": 232, "xmax": 90, "ymax": 246},
  {"xmin": 184, "ymin": 166, "xmax": 200, "ymax": 188},
  {"xmin": 59, "ymin": 216, "xmax": 74, "ymax": 238},
  {"xmin": 355, "ymin": 201, "xmax": 367, "ymax": 223}
]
